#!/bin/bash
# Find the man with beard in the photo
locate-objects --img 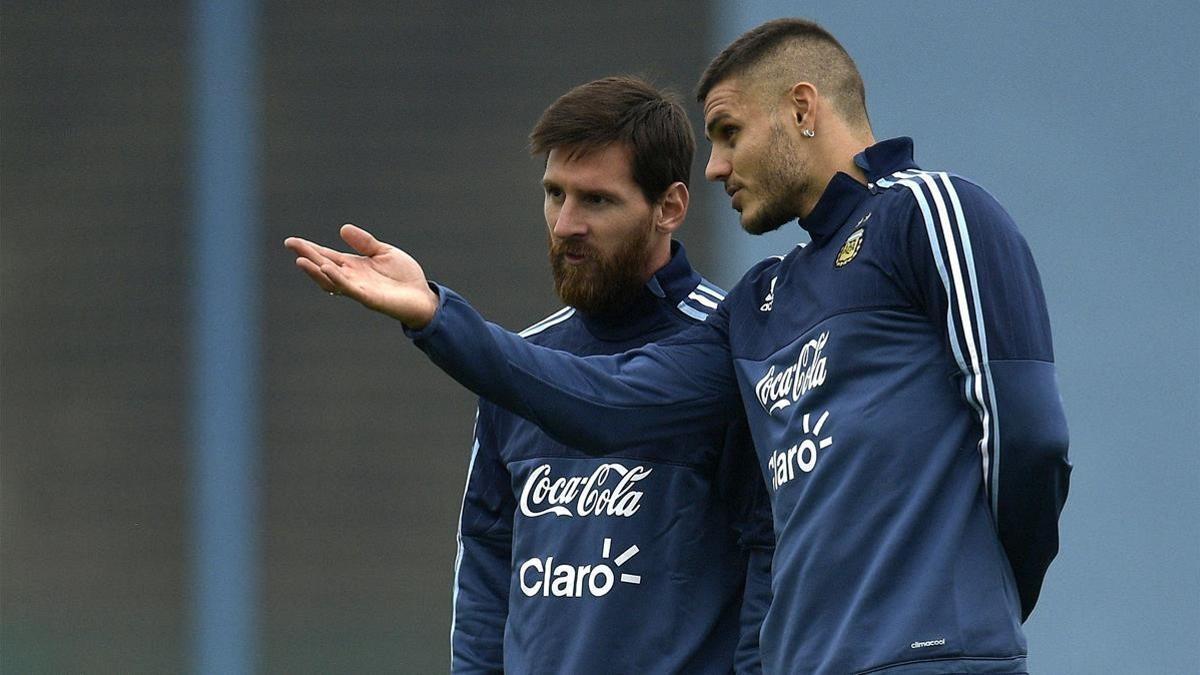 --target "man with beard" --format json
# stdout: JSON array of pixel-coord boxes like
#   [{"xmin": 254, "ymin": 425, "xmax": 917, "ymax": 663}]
[
  {"xmin": 451, "ymin": 77, "xmax": 771, "ymax": 673},
  {"xmin": 286, "ymin": 19, "xmax": 1069, "ymax": 674}
]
